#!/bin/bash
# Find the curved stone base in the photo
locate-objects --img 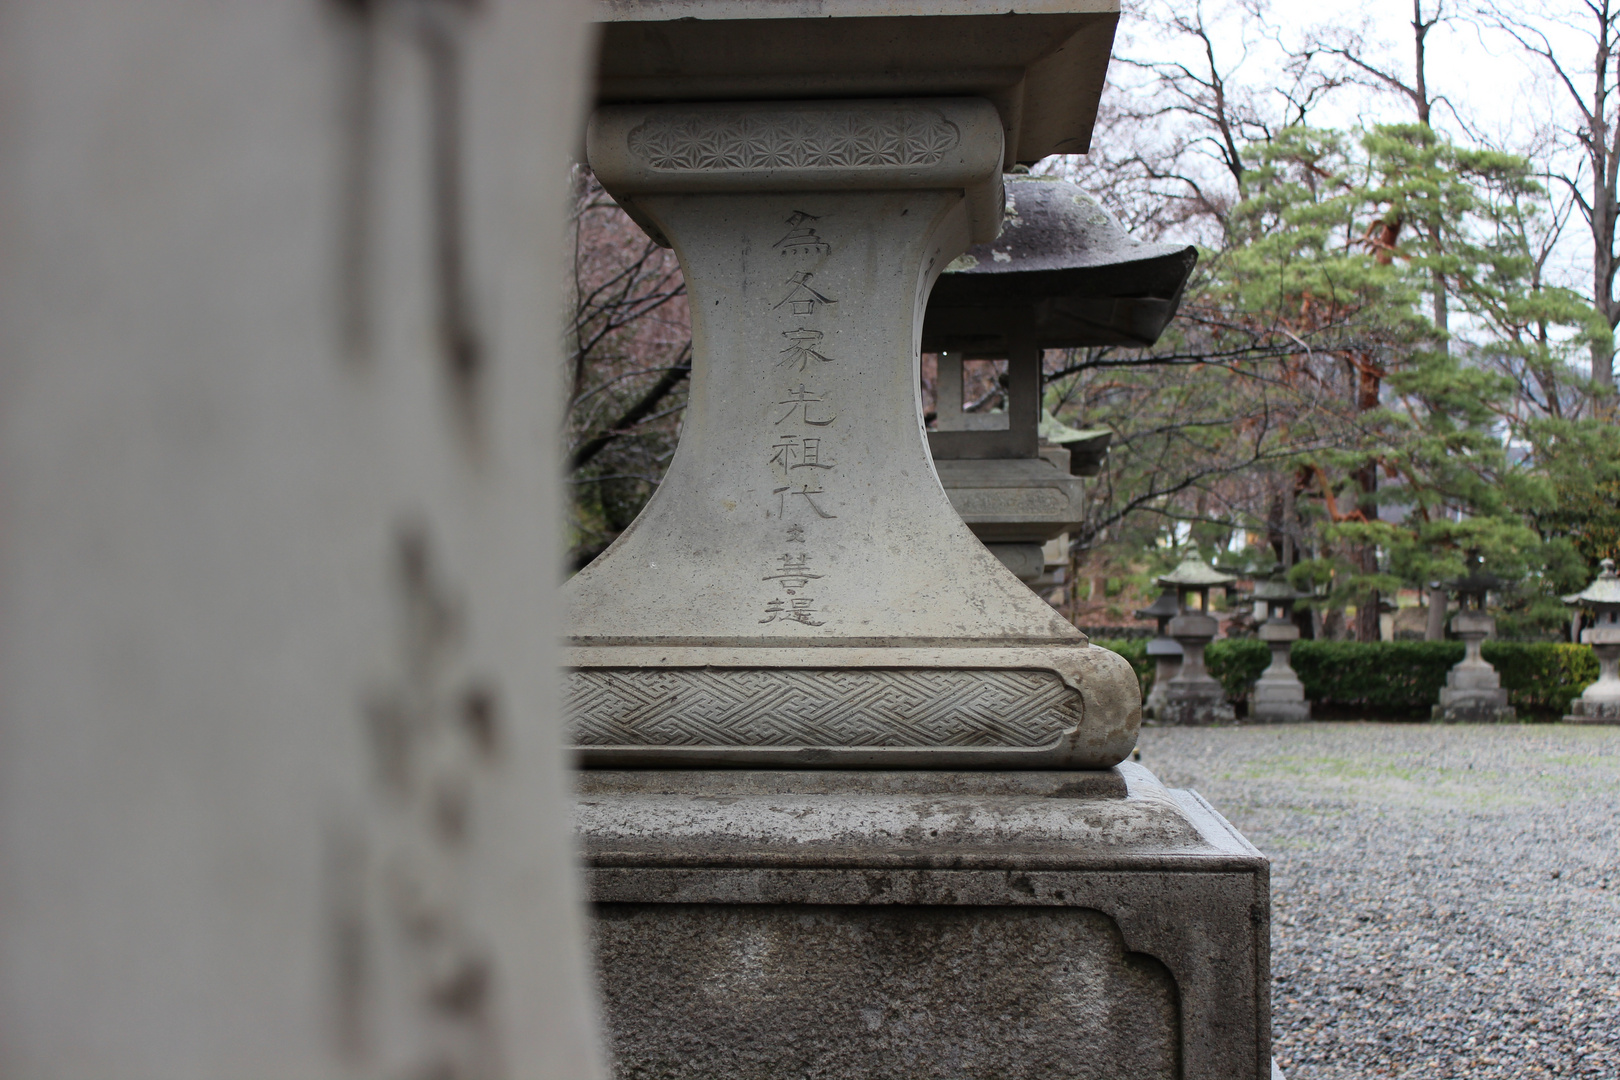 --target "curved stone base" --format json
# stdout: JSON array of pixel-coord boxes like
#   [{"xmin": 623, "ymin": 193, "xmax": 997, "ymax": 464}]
[
  {"xmin": 1431, "ymin": 702, "xmax": 1517, "ymax": 724},
  {"xmin": 567, "ymin": 644, "xmax": 1141, "ymax": 768},
  {"xmin": 1248, "ymin": 700, "xmax": 1311, "ymax": 725},
  {"xmin": 1152, "ymin": 681, "xmax": 1235, "ymax": 727},
  {"xmin": 1565, "ymin": 699, "xmax": 1620, "ymax": 725}
]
